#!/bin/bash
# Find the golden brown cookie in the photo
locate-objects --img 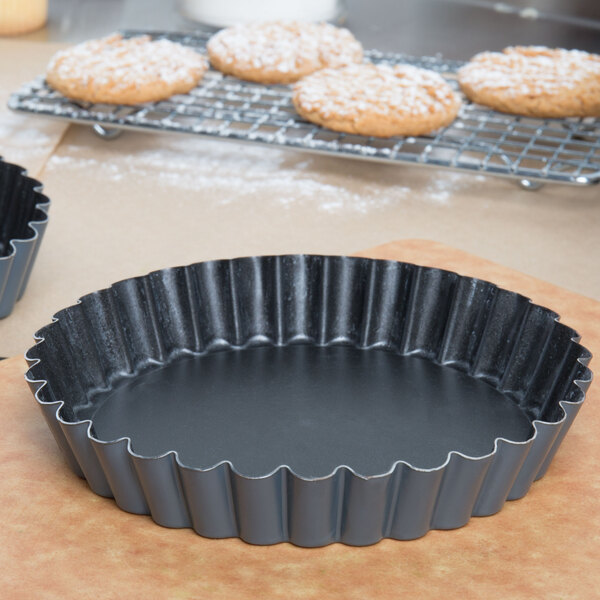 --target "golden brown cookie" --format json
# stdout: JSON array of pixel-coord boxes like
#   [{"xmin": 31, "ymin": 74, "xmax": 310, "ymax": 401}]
[
  {"xmin": 292, "ymin": 63, "xmax": 461, "ymax": 138},
  {"xmin": 46, "ymin": 34, "xmax": 208, "ymax": 105},
  {"xmin": 207, "ymin": 21, "xmax": 363, "ymax": 84},
  {"xmin": 458, "ymin": 46, "xmax": 600, "ymax": 118}
]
